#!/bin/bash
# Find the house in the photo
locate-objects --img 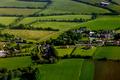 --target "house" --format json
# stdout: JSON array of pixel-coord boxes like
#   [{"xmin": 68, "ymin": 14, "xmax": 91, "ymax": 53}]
[
  {"xmin": 100, "ymin": 2, "xmax": 110, "ymax": 6},
  {"xmin": 0, "ymin": 50, "xmax": 7, "ymax": 57}
]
